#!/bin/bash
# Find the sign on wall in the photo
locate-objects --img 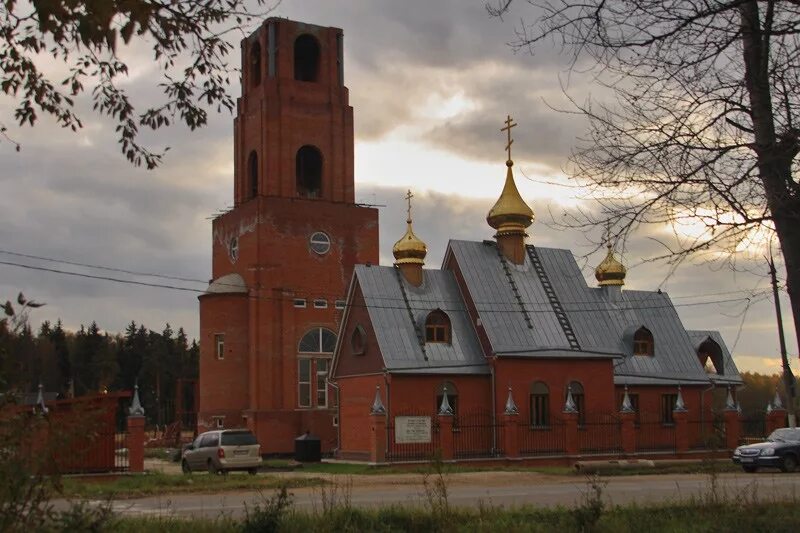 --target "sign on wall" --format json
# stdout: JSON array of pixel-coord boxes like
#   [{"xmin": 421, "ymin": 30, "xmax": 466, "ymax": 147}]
[{"xmin": 395, "ymin": 416, "xmax": 432, "ymax": 444}]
